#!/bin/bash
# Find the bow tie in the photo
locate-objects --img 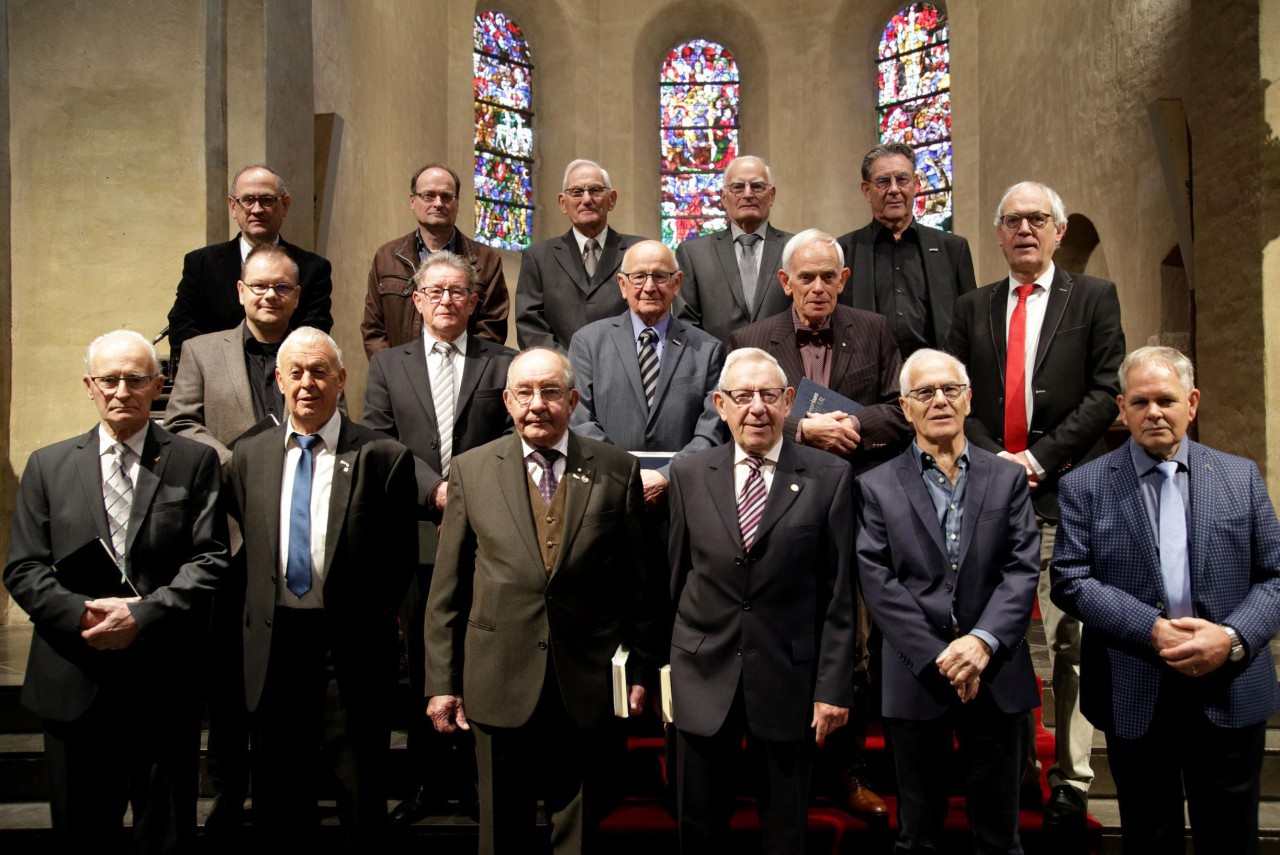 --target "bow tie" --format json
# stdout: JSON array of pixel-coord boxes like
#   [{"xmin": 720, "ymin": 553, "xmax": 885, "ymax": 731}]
[{"xmin": 795, "ymin": 327, "xmax": 833, "ymax": 348}]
